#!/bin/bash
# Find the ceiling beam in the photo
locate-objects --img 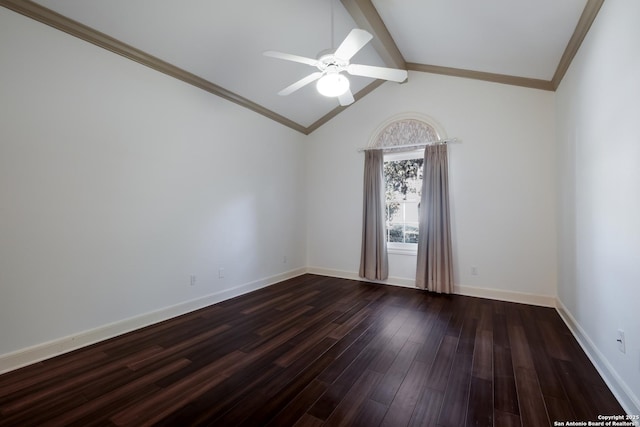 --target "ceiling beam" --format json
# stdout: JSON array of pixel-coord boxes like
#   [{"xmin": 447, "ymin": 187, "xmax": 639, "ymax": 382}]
[
  {"xmin": 551, "ymin": 0, "xmax": 605, "ymax": 90},
  {"xmin": 340, "ymin": 0, "xmax": 407, "ymax": 70},
  {"xmin": 0, "ymin": 0, "xmax": 307, "ymax": 134}
]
